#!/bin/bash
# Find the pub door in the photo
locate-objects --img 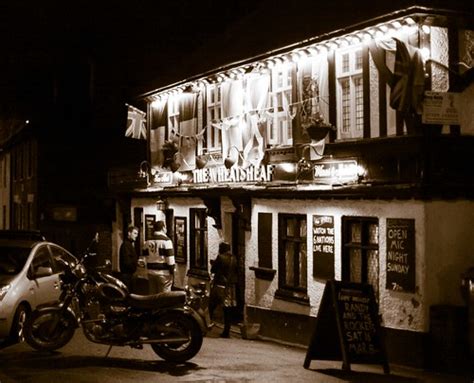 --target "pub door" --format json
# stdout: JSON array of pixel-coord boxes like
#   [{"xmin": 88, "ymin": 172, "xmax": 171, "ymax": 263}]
[{"xmin": 232, "ymin": 212, "xmax": 246, "ymax": 323}]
